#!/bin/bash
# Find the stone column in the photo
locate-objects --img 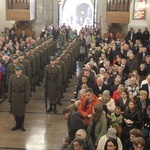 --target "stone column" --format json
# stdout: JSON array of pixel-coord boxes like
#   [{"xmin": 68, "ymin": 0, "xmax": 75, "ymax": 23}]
[
  {"xmin": 44, "ymin": 0, "xmax": 53, "ymax": 27},
  {"xmin": 32, "ymin": 0, "xmax": 44, "ymax": 36}
]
